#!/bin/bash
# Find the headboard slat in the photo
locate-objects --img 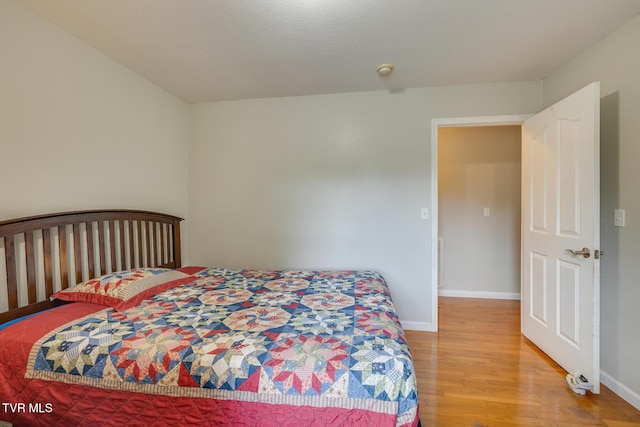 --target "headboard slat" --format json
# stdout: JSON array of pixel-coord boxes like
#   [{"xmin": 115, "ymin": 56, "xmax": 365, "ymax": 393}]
[
  {"xmin": 169, "ymin": 224, "xmax": 174, "ymax": 264},
  {"xmin": 86, "ymin": 222, "xmax": 95, "ymax": 279},
  {"xmin": 173, "ymin": 220, "xmax": 182, "ymax": 268},
  {"xmin": 144, "ymin": 222, "xmax": 151, "ymax": 267},
  {"xmin": 0, "ymin": 210, "xmax": 183, "ymax": 324},
  {"xmin": 5, "ymin": 235, "xmax": 18, "ymax": 310},
  {"xmin": 72, "ymin": 223, "xmax": 82, "ymax": 284},
  {"xmin": 152, "ymin": 223, "xmax": 159, "ymax": 267},
  {"xmin": 109, "ymin": 220, "xmax": 117, "ymax": 272},
  {"xmin": 127, "ymin": 221, "xmax": 135, "ymax": 270},
  {"xmin": 25, "ymin": 230, "xmax": 37, "ymax": 304},
  {"xmin": 98, "ymin": 221, "xmax": 106, "ymax": 275},
  {"xmin": 59, "ymin": 226, "xmax": 69, "ymax": 290},
  {"xmin": 119, "ymin": 221, "xmax": 126, "ymax": 272},
  {"xmin": 160, "ymin": 224, "xmax": 167, "ymax": 265},
  {"xmin": 136, "ymin": 221, "xmax": 143, "ymax": 268},
  {"xmin": 43, "ymin": 228, "xmax": 54, "ymax": 298}
]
